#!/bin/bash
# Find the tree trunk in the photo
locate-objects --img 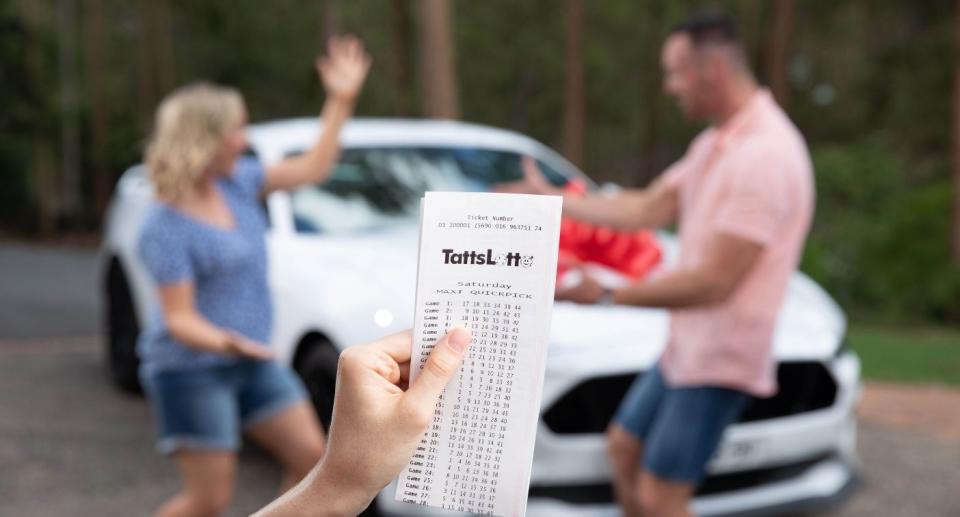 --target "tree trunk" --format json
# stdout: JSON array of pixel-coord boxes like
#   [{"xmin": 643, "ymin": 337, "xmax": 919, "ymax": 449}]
[
  {"xmin": 766, "ymin": 0, "xmax": 795, "ymax": 108},
  {"xmin": 58, "ymin": 0, "xmax": 82, "ymax": 221},
  {"xmin": 84, "ymin": 0, "xmax": 110, "ymax": 218},
  {"xmin": 953, "ymin": 0, "xmax": 960, "ymax": 264},
  {"xmin": 151, "ymin": 0, "xmax": 176, "ymax": 96},
  {"xmin": 136, "ymin": 0, "xmax": 157, "ymax": 131},
  {"xmin": 638, "ymin": 2, "xmax": 665, "ymax": 187},
  {"xmin": 320, "ymin": 0, "xmax": 340, "ymax": 49},
  {"xmin": 561, "ymin": 0, "xmax": 585, "ymax": 168},
  {"xmin": 738, "ymin": 0, "xmax": 764, "ymax": 71},
  {"xmin": 137, "ymin": 0, "xmax": 176, "ymax": 131},
  {"xmin": 390, "ymin": 0, "xmax": 413, "ymax": 116},
  {"xmin": 21, "ymin": 0, "xmax": 59, "ymax": 235},
  {"xmin": 416, "ymin": 0, "xmax": 459, "ymax": 119}
]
